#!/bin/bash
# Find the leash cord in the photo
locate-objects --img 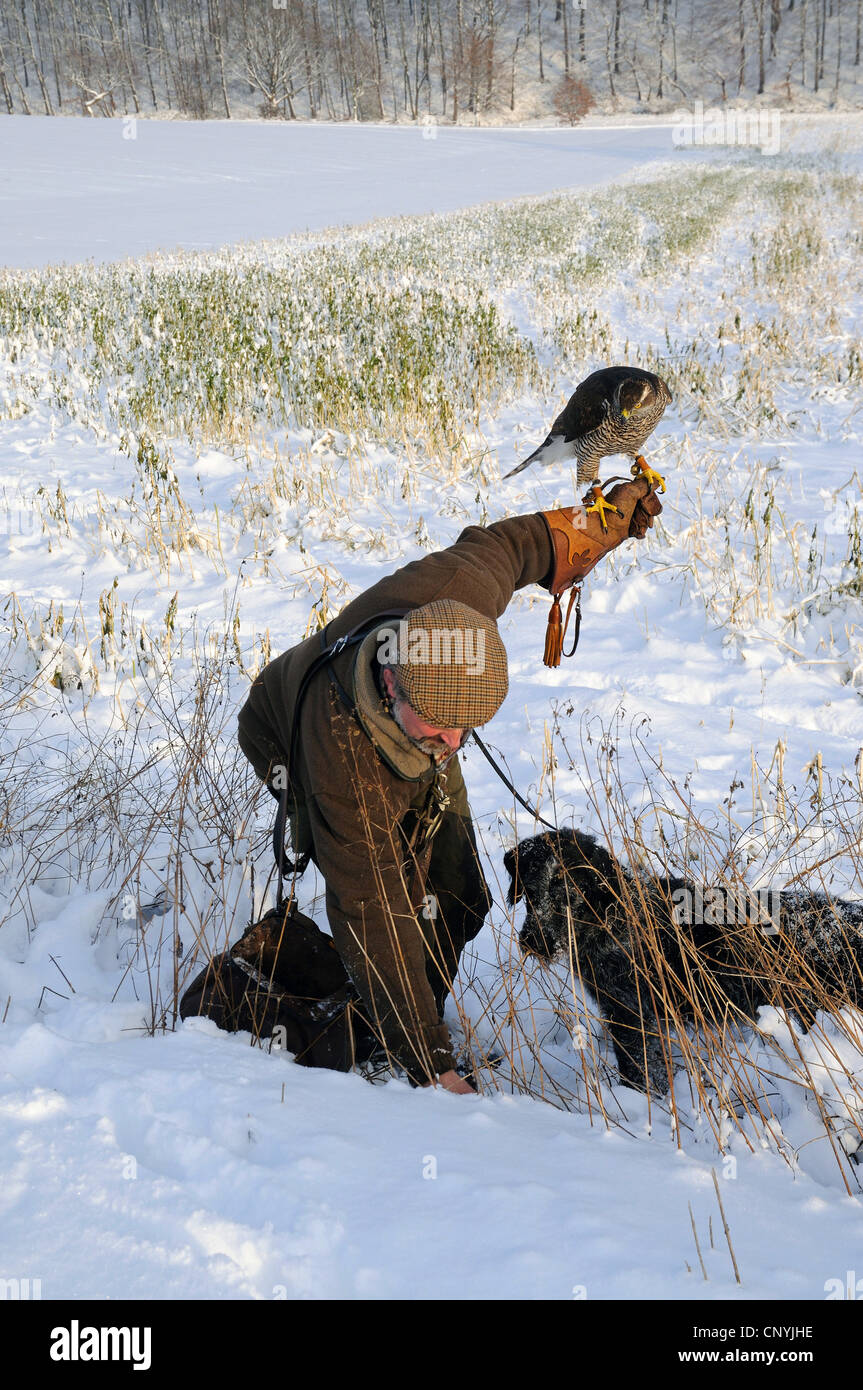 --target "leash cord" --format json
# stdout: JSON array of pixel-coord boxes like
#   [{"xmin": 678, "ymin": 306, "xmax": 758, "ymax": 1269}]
[{"xmin": 471, "ymin": 731, "xmax": 559, "ymax": 834}]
